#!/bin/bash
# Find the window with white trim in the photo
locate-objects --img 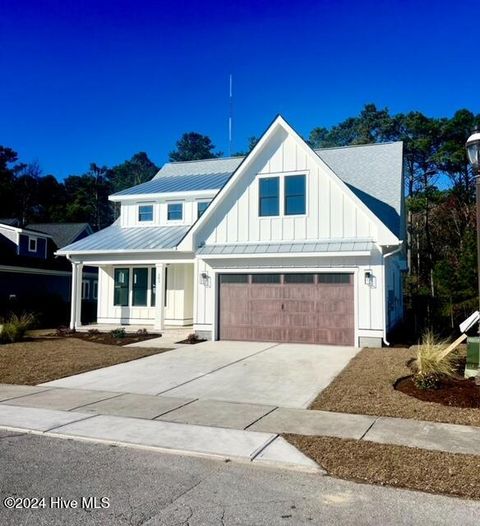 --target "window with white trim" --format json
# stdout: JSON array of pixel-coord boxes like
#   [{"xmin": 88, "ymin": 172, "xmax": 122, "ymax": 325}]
[
  {"xmin": 167, "ymin": 202, "xmax": 183, "ymax": 221},
  {"xmin": 28, "ymin": 237, "xmax": 37, "ymax": 252},
  {"xmin": 197, "ymin": 201, "xmax": 210, "ymax": 218},
  {"xmin": 138, "ymin": 204, "xmax": 154, "ymax": 222}
]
